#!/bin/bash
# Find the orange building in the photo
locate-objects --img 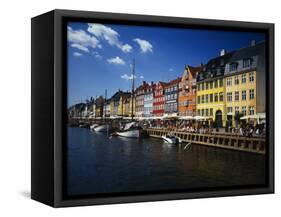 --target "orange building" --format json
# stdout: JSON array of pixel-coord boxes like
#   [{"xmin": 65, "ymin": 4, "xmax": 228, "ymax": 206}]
[{"xmin": 179, "ymin": 65, "xmax": 202, "ymax": 116}]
